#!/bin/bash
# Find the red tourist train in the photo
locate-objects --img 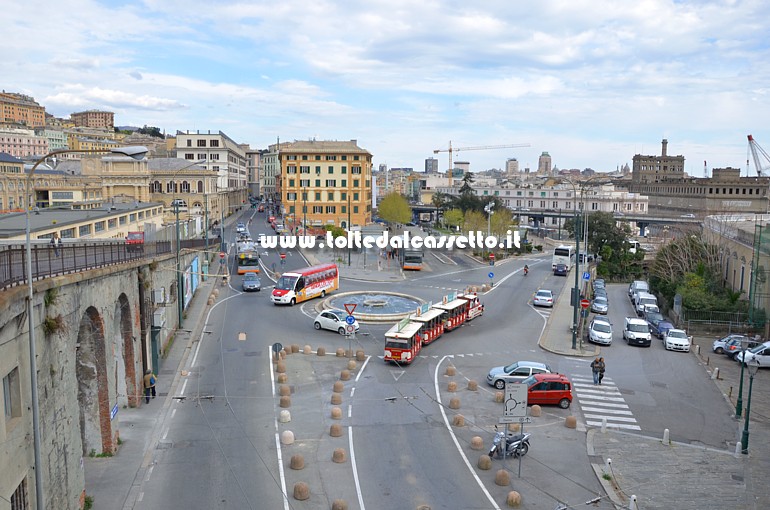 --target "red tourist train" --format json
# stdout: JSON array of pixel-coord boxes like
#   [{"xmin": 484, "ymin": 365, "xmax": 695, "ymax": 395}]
[{"xmin": 383, "ymin": 291, "xmax": 484, "ymax": 364}]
